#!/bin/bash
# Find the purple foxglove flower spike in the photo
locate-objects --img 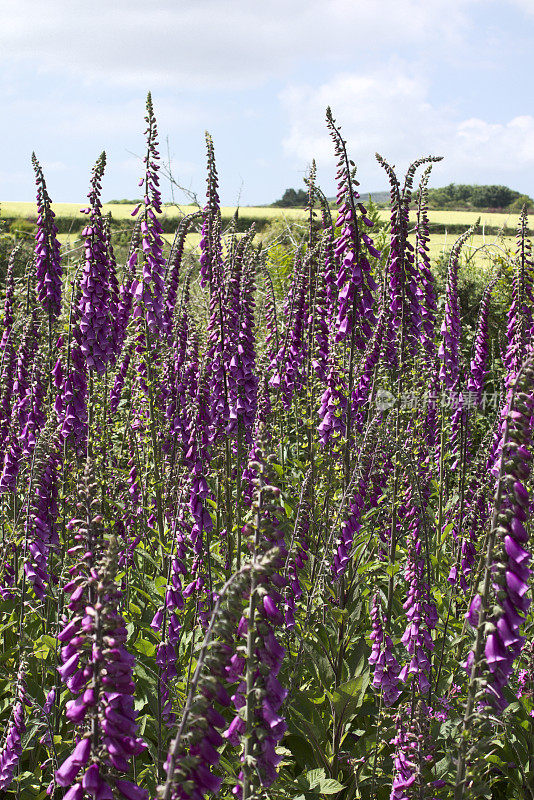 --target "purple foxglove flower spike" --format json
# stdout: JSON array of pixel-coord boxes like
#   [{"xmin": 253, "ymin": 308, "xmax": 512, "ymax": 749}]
[
  {"xmin": 32, "ymin": 153, "xmax": 63, "ymax": 319},
  {"xmin": 164, "ymin": 211, "xmax": 201, "ymax": 339},
  {"xmin": 199, "ymin": 132, "xmax": 223, "ymax": 291},
  {"xmin": 109, "ymin": 344, "xmax": 132, "ymax": 417},
  {"xmin": 24, "ymin": 446, "xmax": 61, "ymax": 599},
  {"xmin": 327, "ymin": 108, "xmax": 378, "ymax": 351},
  {"xmin": 414, "ymin": 164, "xmax": 438, "ymax": 364},
  {"xmin": 224, "ymin": 435, "xmax": 288, "ymax": 799},
  {"xmin": 467, "ymin": 359, "xmax": 534, "ymax": 711},
  {"xmin": 132, "ymin": 92, "xmax": 166, "ymax": 337},
  {"xmin": 317, "ymin": 345, "xmax": 347, "ymax": 447},
  {"xmin": 78, "ymin": 153, "xmax": 116, "ymax": 375},
  {"xmin": 227, "ymin": 240, "xmax": 258, "ymax": 439},
  {"xmin": 0, "ymin": 666, "xmax": 27, "ymax": 790},
  {"xmin": 438, "ymin": 226, "xmax": 476, "ymax": 394},
  {"xmin": 56, "ymin": 485, "xmax": 148, "ymax": 798},
  {"xmin": 369, "ymin": 594, "xmax": 401, "ymax": 706},
  {"xmin": 269, "ymin": 252, "xmax": 308, "ymax": 409},
  {"xmin": 504, "ymin": 205, "xmax": 534, "ymax": 383},
  {"xmin": 389, "ymin": 711, "xmax": 420, "ymax": 800},
  {"xmin": 377, "ymin": 154, "xmax": 442, "ymax": 364},
  {"xmin": 467, "ymin": 277, "xmax": 498, "ymax": 407},
  {"xmin": 398, "ymin": 480, "xmax": 437, "ymax": 696}
]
